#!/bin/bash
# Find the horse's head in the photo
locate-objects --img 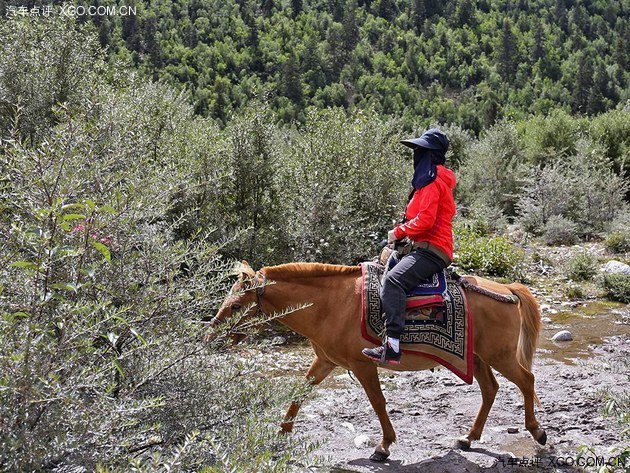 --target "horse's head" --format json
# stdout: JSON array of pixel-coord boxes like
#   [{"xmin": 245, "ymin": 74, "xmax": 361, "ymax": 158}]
[{"xmin": 203, "ymin": 261, "xmax": 266, "ymax": 345}]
